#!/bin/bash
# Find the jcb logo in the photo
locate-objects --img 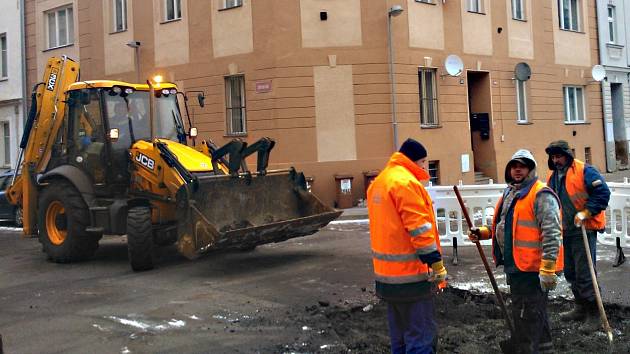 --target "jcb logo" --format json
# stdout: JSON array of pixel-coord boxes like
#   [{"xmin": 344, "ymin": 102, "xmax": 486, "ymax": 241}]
[
  {"xmin": 46, "ymin": 69, "xmax": 58, "ymax": 91},
  {"xmin": 135, "ymin": 153, "xmax": 155, "ymax": 171}
]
